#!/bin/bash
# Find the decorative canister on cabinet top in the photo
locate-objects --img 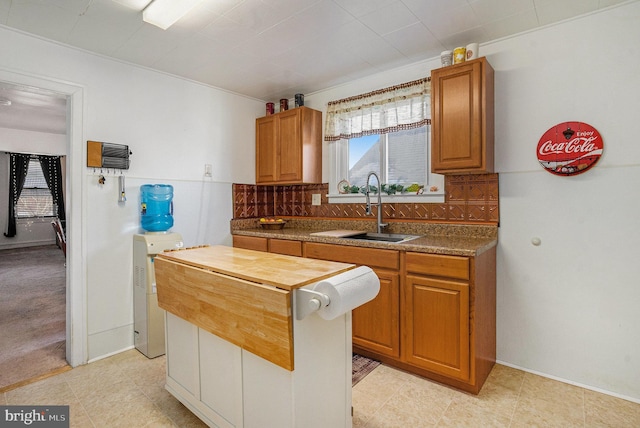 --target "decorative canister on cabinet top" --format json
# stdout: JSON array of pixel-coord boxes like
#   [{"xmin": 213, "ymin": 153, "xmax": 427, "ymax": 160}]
[
  {"xmin": 466, "ymin": 43, "xmax": 479, "ymax": 60},
  {"xmin": 440, "ymin": 50, "xmax": 452, "ymax": 67},
  {"xmin": 280, "ymin": 98, "xmax": 288, "ymax": 112},
  {"xmin": 453, "ymin": 47, "xmax": 466, "ymax": 64},
  {"xmin": 295, "ymin": 93, "xmax": 304, "ymax": 107},
  {"xmin": 266, "ymin": 102, "xmax": 275, "ymax": 115}
]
